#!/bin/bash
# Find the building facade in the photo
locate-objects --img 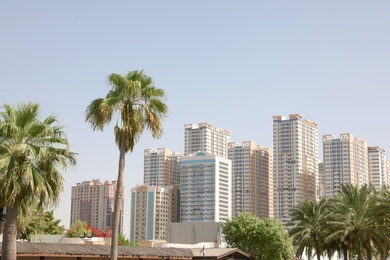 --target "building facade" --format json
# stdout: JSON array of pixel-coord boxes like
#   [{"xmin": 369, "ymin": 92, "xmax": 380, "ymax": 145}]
[
  {"xmin": 184, "ymin": 123, "xmax": 230, "ymax": 158},
  {"xmin": 70, "ymin": 179, "xmax": 123, "ymax": 233},
  {"xmin": 180, "ymin": 152, "xmax": 231, "ymax": 222},
  {"xmin": 228, "ymin": 141, "xmax": 273, "ymax": 218},
  {"xmin": 143, "ymin": 148, "xmax": 182, "ymax": 188},
  {"xmin": 323, "ymin": 134, "xmax": 368, "ymax": 197},
  {"xmin": 273, "ymin": 114, "xmax": 318, "ymax": 226},
  {"xmin": 129, "ymin": 185, "xmax": 179, "ymax": 243},
  {"xmin": 368, "ymin": 146, "xmax": 388, "ymax": 189}
]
